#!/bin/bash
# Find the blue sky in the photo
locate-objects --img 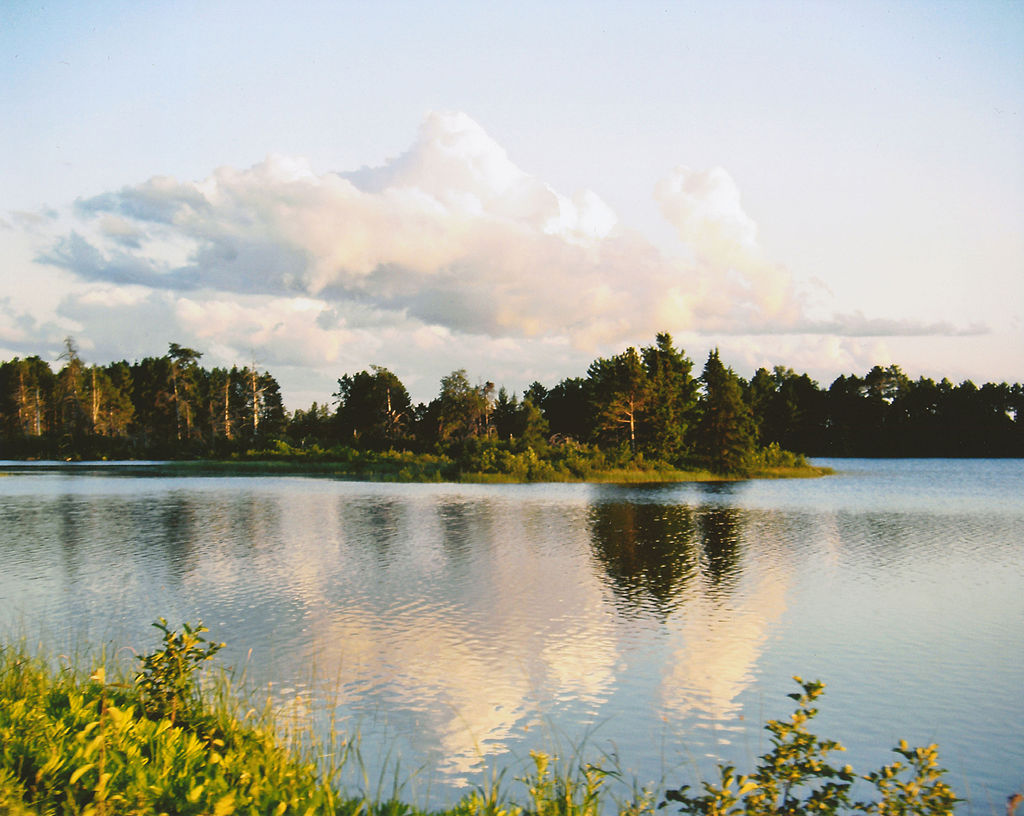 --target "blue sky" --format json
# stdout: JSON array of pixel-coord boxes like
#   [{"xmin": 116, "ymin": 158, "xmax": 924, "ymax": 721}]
[{"xmin": 2, "ymin": 0, "xmax": 1022, "ymax": 405}]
